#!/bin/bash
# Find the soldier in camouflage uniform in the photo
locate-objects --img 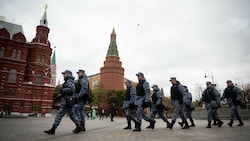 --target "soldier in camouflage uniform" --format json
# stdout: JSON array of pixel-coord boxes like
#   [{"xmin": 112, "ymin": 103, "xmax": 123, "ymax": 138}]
[
  {"xmin": 73, "ymin": 69, "xmax": 89, "ymax": 132},
  {"xmin": 221, "ymin": 80, "xmax": 244, "ymax": 127},
  {"xmin": 133, "ymin": 72, "xmax": 155, "ymax": 132},
  {"xmin": 44, "ymin": 70, "xmax": 83, "ymax": 135},
  {"xmin": 178, "ymin": 86, "xmax": 195, "ymax": 127},
  {"xmin": 146, "ymin": 85, "xmax": 170, "ymax": 129},
  {"xmin": 168, "ymin": 77, "xmax": 189, "ymax": 129},
  {"xmin": 199, "ymin": 81, "xmax": 223, "ymax": 128},
  {"xmin": 123, "ymin": 80, "xmax": 136, "ymax": 129}
]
